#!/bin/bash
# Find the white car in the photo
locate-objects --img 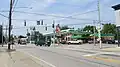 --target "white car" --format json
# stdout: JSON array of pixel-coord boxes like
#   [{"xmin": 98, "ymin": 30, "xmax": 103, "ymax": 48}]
[
  {"xmin": 67, "ymin": 40, "xmax": 83, "ymax": 44},
  {"xmin": 20, "ymin": 38, "xmax": 27, "ymax": 45}
]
